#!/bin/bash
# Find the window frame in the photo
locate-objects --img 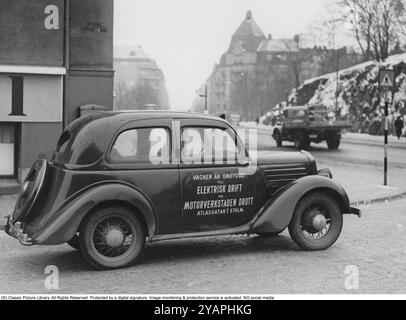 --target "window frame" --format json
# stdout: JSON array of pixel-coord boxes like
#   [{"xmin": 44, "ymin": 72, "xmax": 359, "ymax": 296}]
[{"xmin": 179, "ymin": 124, "xmax": 247, "ymax": 168}]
